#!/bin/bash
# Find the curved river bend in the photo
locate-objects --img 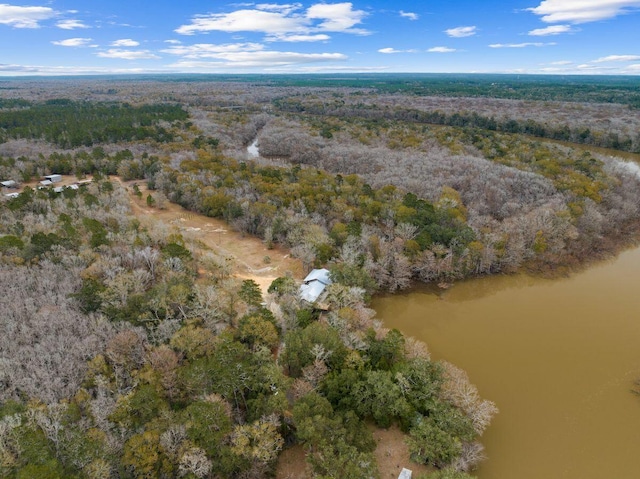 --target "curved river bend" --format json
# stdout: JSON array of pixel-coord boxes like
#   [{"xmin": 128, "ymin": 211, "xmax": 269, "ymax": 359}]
[{"xmin": 373, "ymin": 247, "xmax": 640, "ymax": 479}]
